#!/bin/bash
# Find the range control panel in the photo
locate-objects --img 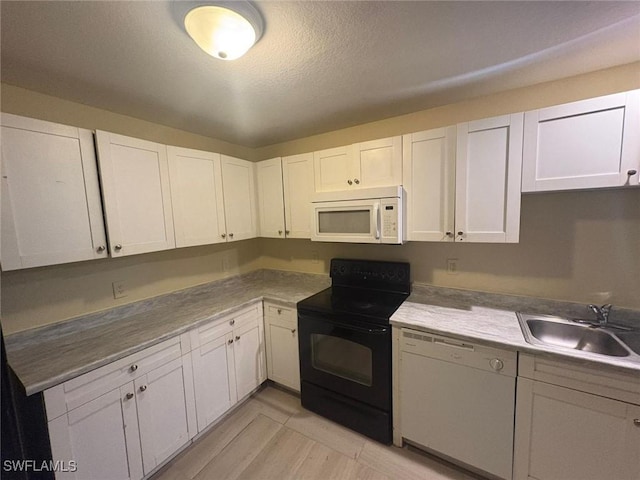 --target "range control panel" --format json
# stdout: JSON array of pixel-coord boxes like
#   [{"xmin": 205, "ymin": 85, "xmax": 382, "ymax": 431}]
[{"xmin": 330, "ymin": 258, "xmax": 410, "ymax": 292}]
